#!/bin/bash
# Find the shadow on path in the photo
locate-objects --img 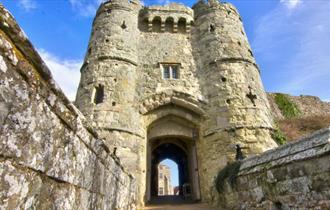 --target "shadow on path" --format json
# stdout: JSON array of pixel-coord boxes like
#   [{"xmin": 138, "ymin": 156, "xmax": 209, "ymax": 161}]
[{"xmin": 141, "ymin": 196, "xmax": 218, "ymax": 210}]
